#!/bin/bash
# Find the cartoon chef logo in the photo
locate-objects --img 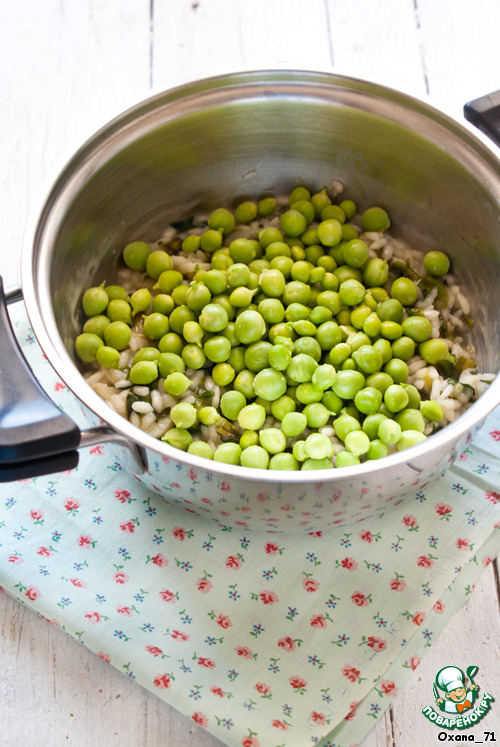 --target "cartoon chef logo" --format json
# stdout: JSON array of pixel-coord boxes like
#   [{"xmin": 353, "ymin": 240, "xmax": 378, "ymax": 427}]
[
  {"xmin": 422, "ymin": 664, "xmax": 494, "ymax": 730},
  {"xmin": 433, "ymin": 666, "xmax": 478, "ymax": 713}
]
